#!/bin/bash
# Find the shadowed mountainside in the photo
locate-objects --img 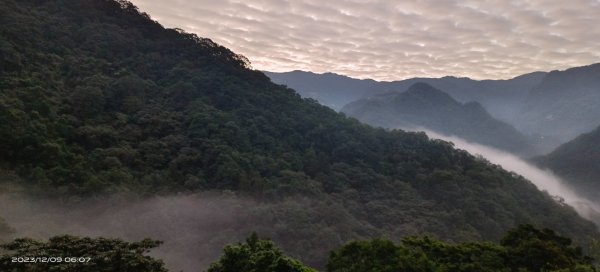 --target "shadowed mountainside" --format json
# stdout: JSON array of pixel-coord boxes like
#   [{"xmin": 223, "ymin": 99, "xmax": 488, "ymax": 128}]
[
  {"xmin": 342, "ymin": 83, "xmax": 538, "ymax": 156},
  {"xmin": 535, "ymin": 125, "xmax": 600, "ymax": 200},
  {"xmin": 518, "ymin": 64, "xmax": 600, "ymax": 146}
]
